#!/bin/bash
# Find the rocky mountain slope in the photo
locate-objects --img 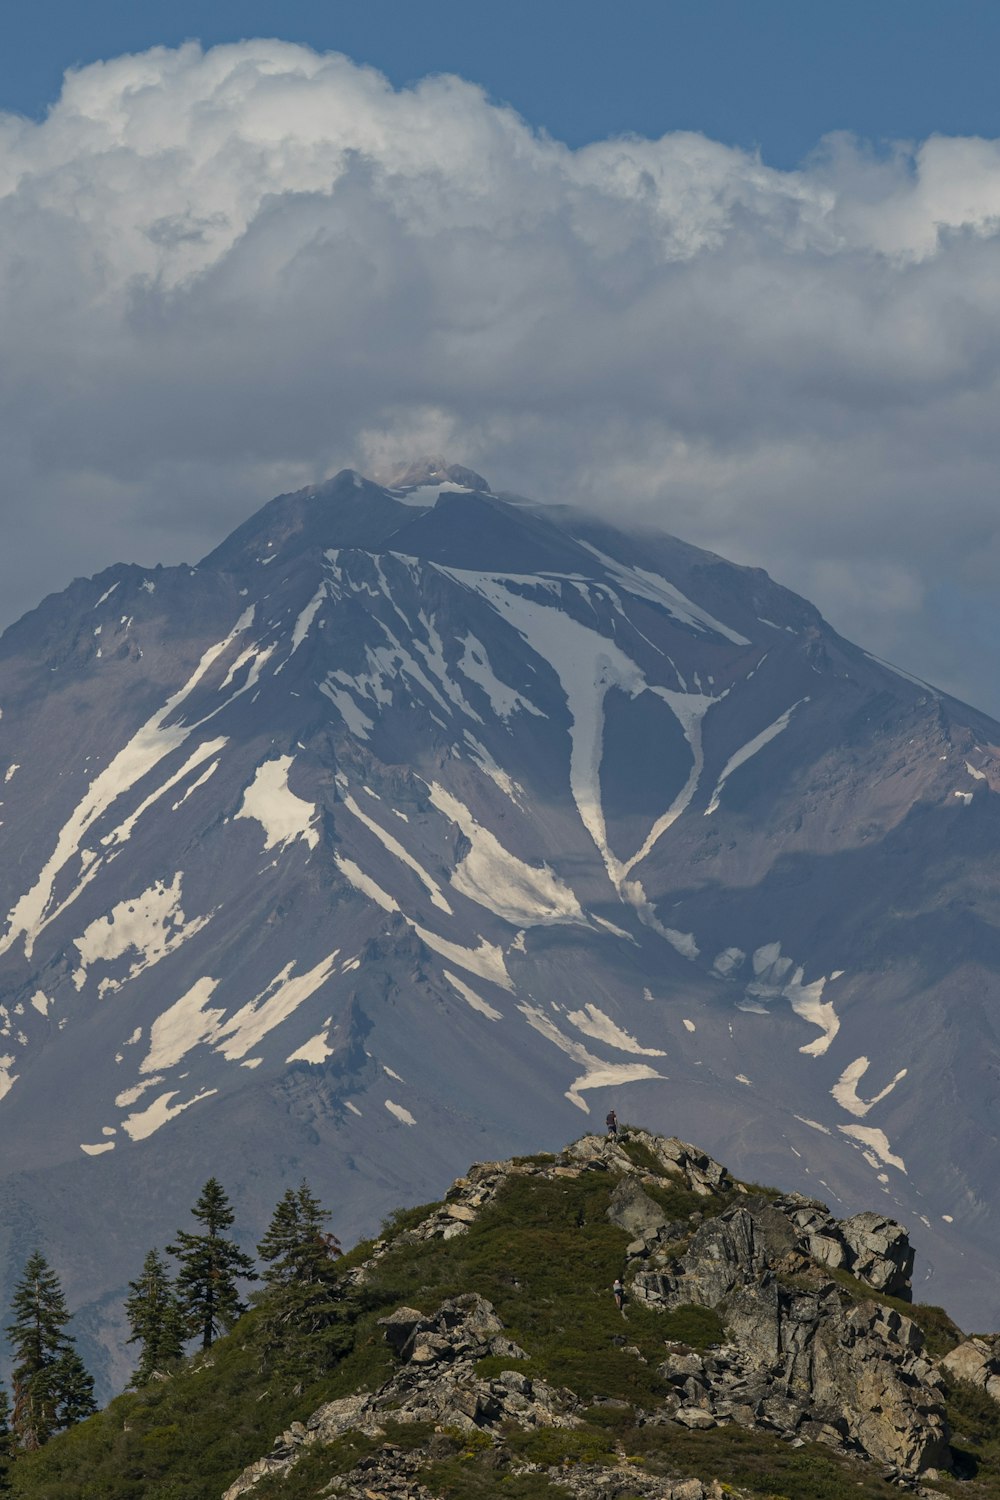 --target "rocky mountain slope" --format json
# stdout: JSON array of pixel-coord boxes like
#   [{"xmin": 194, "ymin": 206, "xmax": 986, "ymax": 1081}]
[
  {"xmin": 1, "ymin": 459, "xmax": 999, "ymax": 1391},
  {"xmin": 14, "ymin": 1127, "xmax": 1000, "ymax": 1500}
]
